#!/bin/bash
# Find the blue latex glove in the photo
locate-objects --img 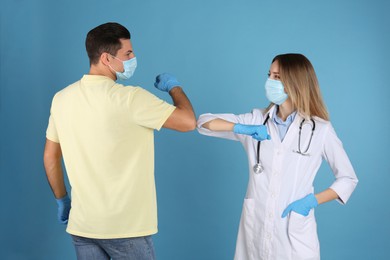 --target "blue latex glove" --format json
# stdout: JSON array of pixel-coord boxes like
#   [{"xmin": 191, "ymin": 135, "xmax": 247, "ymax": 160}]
[
  {"xmin": 154, "ymin": 73, "xmax": 181, "ymax": 92},
  {"xmin": 233, "ymin": 124, "xmax": 271, "ymax": 141},
  {"xmin": 56, "ymin": 194, "xmax": 71, "ymax": 224},
  {"xmin": 281, "ymin": 193, "xmax": 318, "ymax": 218}
]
